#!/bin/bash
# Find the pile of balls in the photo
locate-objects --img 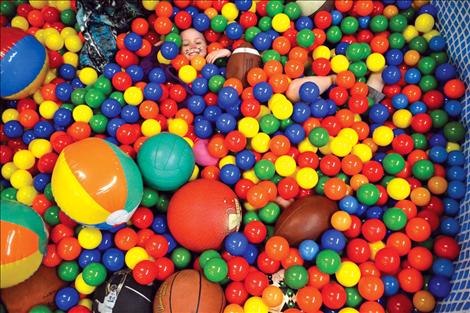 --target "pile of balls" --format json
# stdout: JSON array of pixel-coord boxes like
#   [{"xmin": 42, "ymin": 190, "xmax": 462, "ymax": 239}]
[{"xmin": 0, "ymin": 1, "xmax": 467, "ymax": 313}]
